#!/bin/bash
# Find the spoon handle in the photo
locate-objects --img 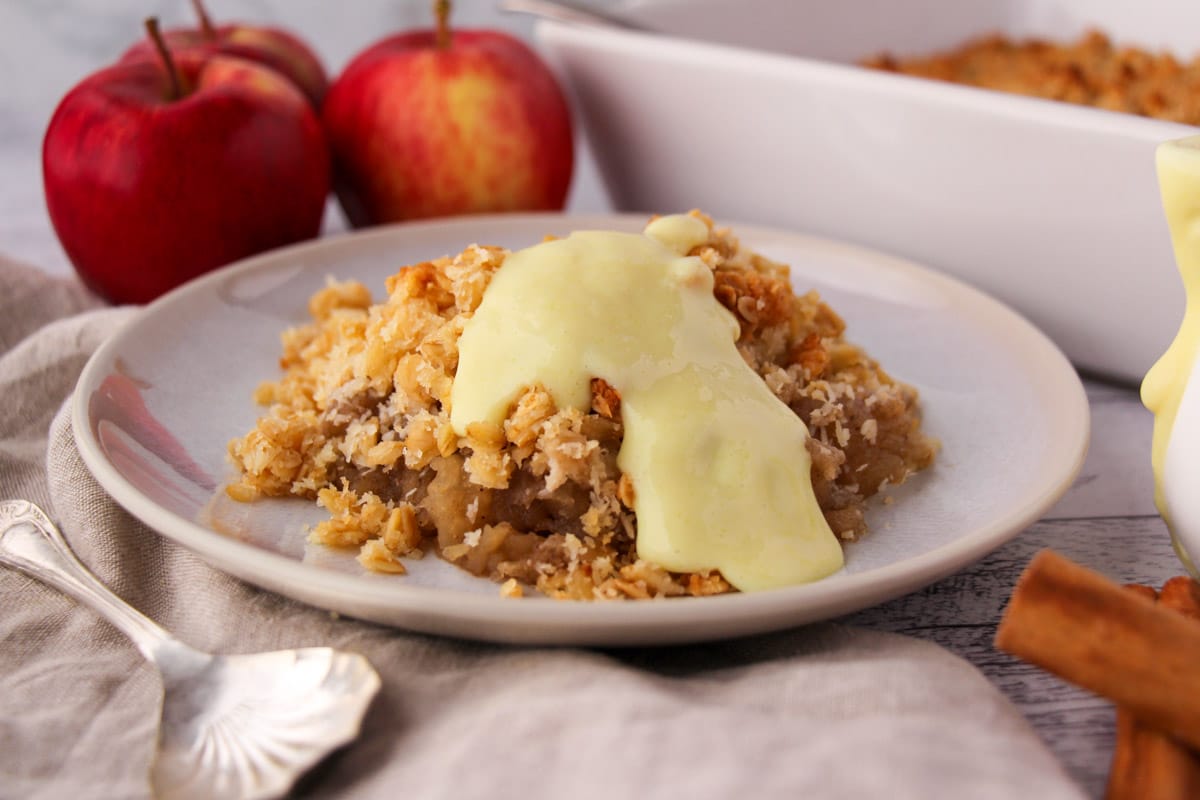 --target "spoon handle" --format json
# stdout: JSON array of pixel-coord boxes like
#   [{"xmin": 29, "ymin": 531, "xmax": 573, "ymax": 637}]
[
  {"xmin": 0, "ymin": 499, "xmax": 181, "ymax": 662},
  {"xmin": 498, "ymin": 0, "xmax": 649, "ymax": 31}
]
